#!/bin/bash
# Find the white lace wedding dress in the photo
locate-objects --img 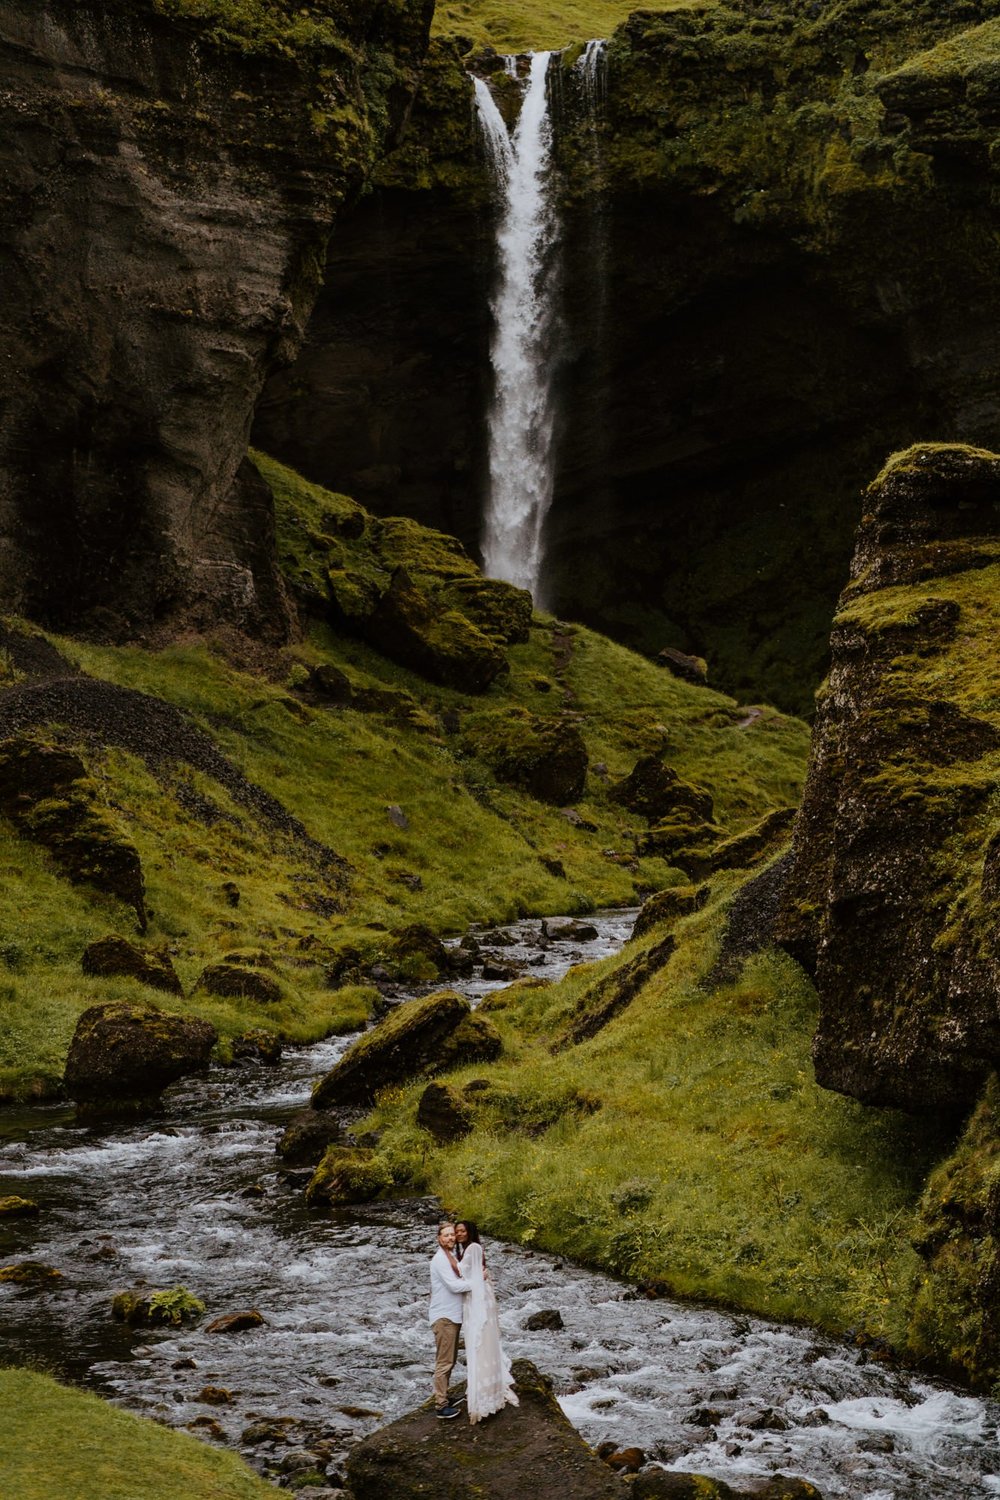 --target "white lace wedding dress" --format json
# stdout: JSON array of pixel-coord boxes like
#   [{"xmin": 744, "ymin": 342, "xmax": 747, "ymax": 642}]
[{"xmin": 461, "ymin": 1243, "xmax": 519, "ymax": 1424}]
